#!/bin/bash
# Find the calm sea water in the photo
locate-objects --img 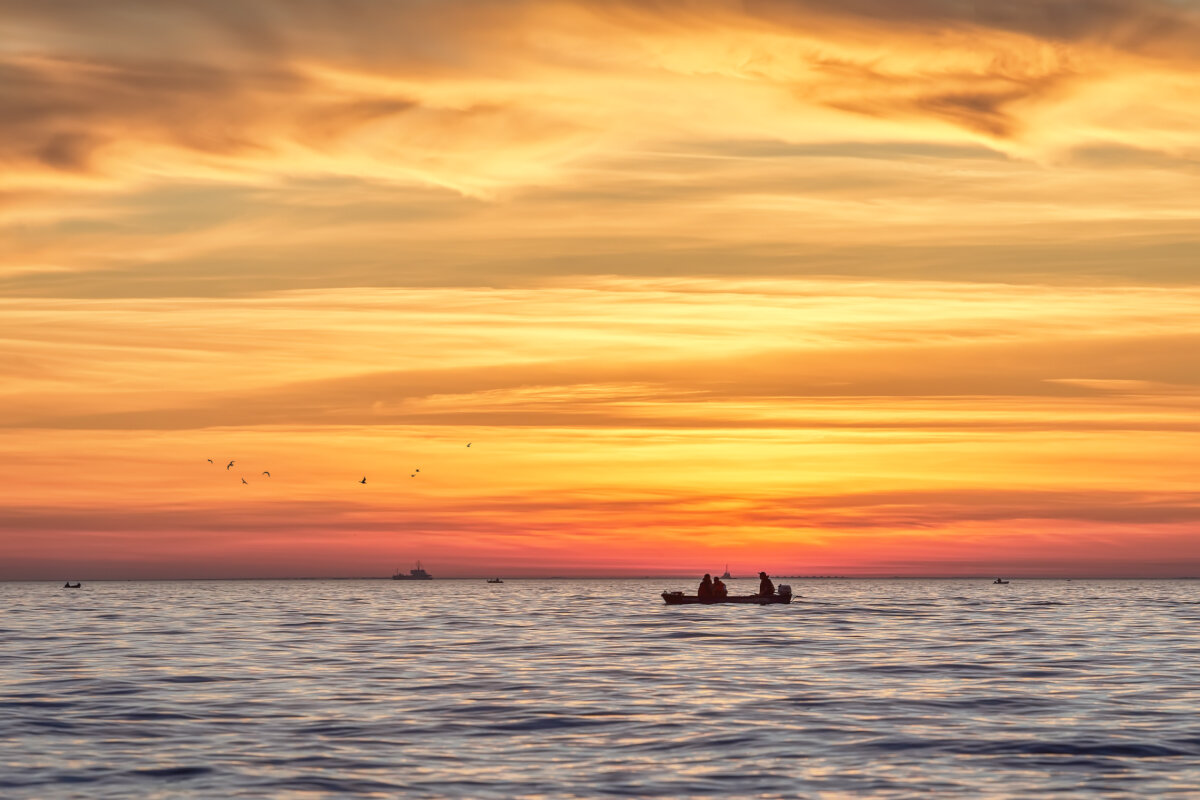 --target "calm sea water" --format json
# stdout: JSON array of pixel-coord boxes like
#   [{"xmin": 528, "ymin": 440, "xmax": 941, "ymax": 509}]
[{"xmin": 3, "ymin": 578, "xmax": 1200, "ymax": 798}]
